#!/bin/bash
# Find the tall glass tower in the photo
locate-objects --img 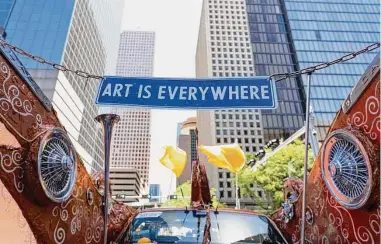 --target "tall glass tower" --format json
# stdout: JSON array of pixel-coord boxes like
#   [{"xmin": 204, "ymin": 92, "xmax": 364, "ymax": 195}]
[
  {"xmin": 2, "ymin": 0, "xmax": 124, "ymax": 172},
  {"xmin": 284, "ymin": 0, "xmax": 380, "ymax": 141},
  {"xmin": 245, "ymin": 0, "xmax": 306, "ymax": 143},
  {"xmin": 0, "ymin": 0, "xmax": 15, "ymax": 36}
]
